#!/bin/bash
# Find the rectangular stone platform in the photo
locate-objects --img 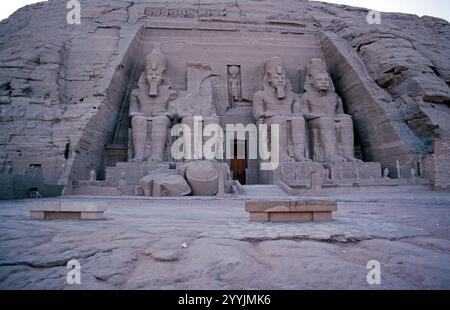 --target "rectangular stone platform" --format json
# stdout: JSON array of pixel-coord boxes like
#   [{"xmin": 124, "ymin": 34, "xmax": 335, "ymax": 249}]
[
  {"xmin": 27, "ymin": 201, "xmax": 107, "ymax": 220},
  {"xmin": 245, "ymin": 199, "xmax": 337, "ymax": 222}
]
